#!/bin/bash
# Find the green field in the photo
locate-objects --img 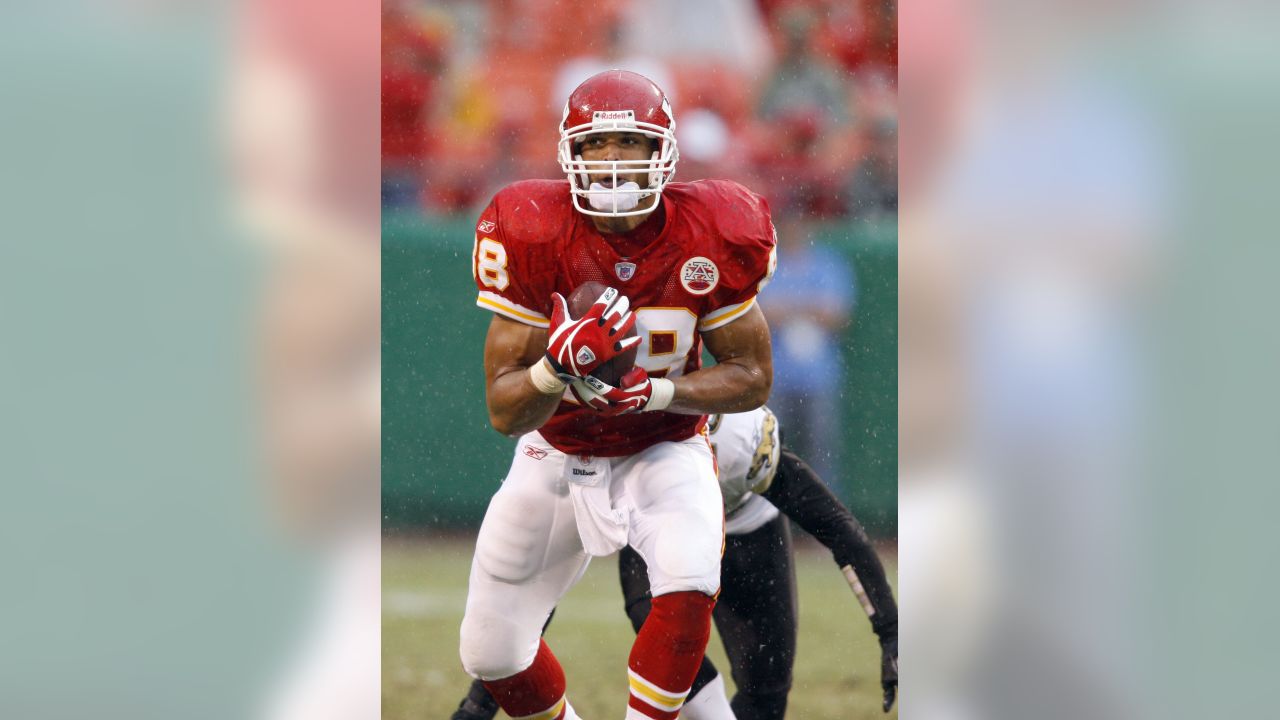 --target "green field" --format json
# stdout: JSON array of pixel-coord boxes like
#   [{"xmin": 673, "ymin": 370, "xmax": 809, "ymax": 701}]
[{"xmin": 383, "ymin": 534, "xmax": 897, "ymax": 720}]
